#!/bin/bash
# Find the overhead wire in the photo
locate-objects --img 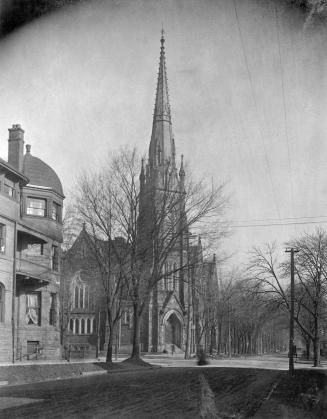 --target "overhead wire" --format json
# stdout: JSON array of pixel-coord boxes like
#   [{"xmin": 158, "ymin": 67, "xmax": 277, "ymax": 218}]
[
  {"xmin": 192, "ymin": 214, "xmax": 327, "ymax": 234},
  {"xmin": 195, "ymin": 218, "xmax": 327, "ymax": 238},
  {"xmin": 232, "ymin": 215, "xmax": 327, "ymax": 223},
  {"xmin": 229, "ymin": 219, "xmax": 327, "ymax": 229}
]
